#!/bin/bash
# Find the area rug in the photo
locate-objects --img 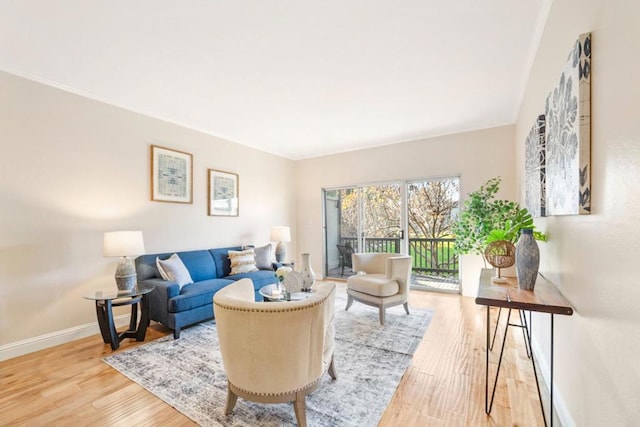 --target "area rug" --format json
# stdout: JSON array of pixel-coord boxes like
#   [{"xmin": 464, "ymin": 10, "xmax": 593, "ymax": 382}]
[{"xmin": 103, "ymin": 289, "xmax": 433, "ymax": 426}]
